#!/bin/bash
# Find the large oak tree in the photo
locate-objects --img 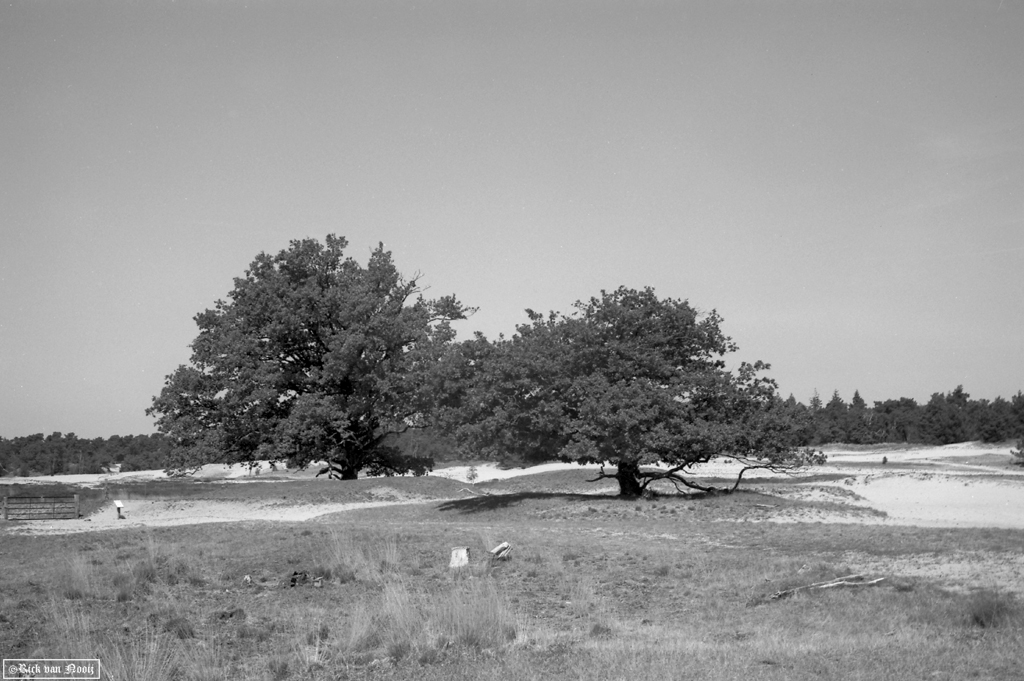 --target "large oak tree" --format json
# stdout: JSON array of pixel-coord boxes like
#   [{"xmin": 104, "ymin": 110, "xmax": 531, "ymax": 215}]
[
  {"xmin": 148, "ymin": 235, "xmax": 469, "ymax": 479},
  {"xmin": 431, "ymin": 287, "xmax": 820, "ymax": 496}
]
